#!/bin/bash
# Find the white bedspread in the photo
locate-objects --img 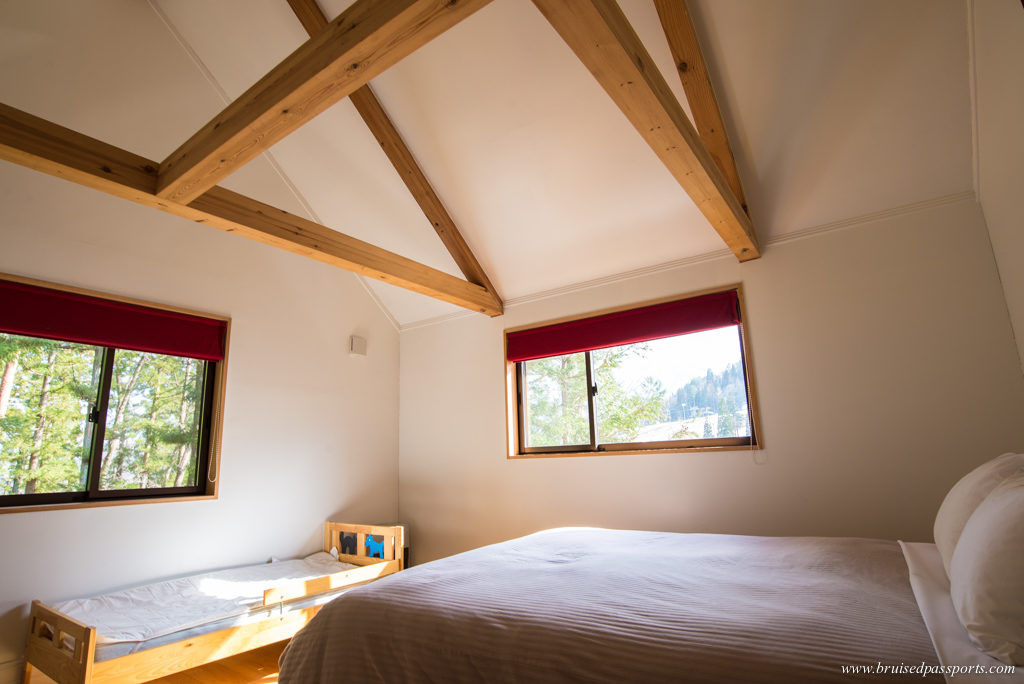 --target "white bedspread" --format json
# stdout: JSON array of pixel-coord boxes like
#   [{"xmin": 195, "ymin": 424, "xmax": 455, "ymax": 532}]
[
  {"xmin": 280, "ymin": 528, "xmax": 940, "ymax": 682},
  {"xmin": 54, "ymin": 552, "xmax": 354, "ymax": 644}
]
